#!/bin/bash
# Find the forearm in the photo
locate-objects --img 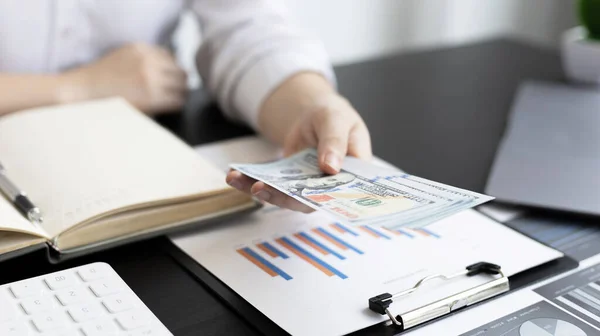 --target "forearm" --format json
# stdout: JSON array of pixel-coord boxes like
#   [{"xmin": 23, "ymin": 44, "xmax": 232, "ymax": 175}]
[
  {"xmin": 0, "ymin": 74, "xmax": 78, "ymax": 116},
  {"xmin": 257, "ymin": 72, "xmax": 337, "ymax": 146}
]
